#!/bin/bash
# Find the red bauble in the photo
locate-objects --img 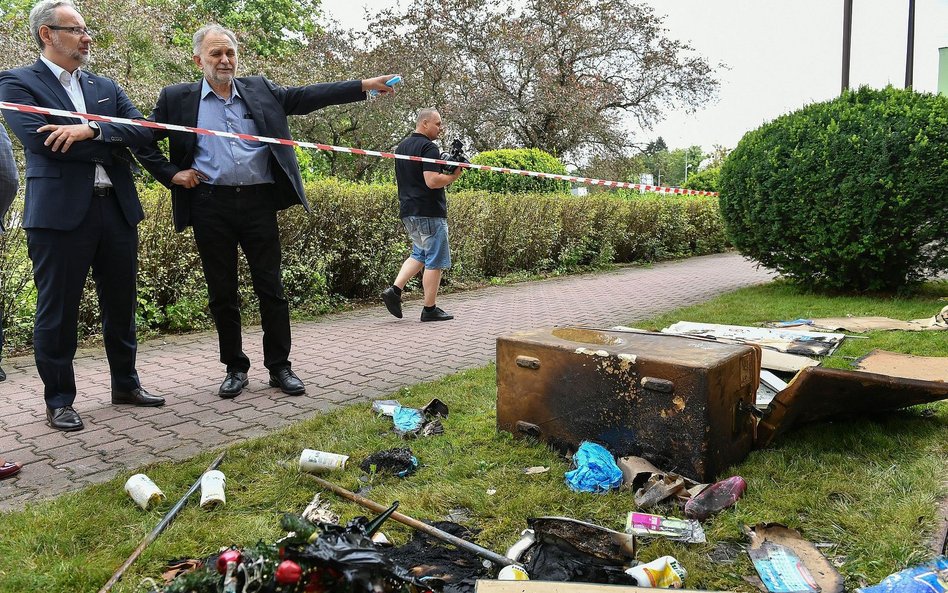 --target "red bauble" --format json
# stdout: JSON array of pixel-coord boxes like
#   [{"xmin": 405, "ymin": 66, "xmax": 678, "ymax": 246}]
[
  {"xmin": 275, "ymin": 560, "xmax": 303, "ymax": 584},
  {"xmin": 216, "ymin": 549, "xmax": 242, "ymax": 574}
]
